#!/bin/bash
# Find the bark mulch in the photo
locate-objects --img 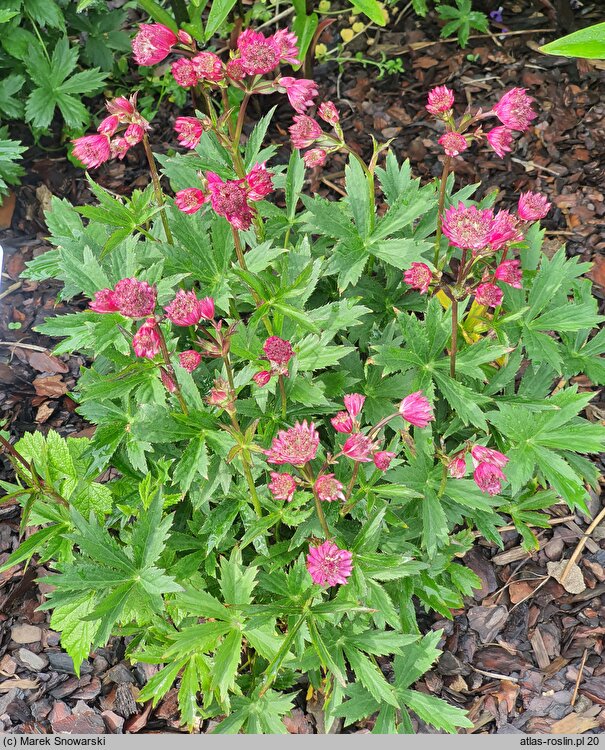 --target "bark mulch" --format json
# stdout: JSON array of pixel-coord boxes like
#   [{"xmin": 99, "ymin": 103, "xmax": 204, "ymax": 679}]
[{"xmin": 1, "ymin": 0, "xmax": 604, "ymax": 734}]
